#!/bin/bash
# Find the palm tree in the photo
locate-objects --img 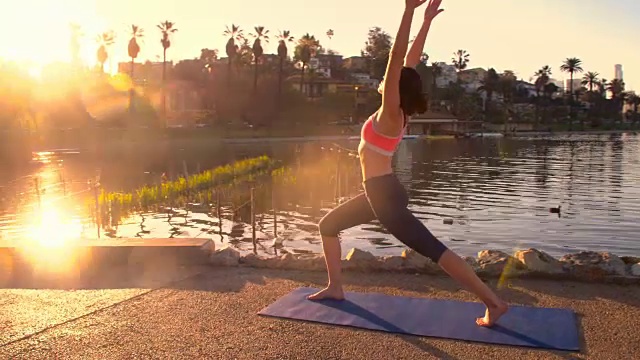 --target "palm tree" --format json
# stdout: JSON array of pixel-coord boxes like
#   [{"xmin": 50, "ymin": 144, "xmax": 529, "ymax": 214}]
[
  {"xmin": 430, "ymin": 62, "xmax": 442, "ymax": 108},
  {"xmin": 581, "ymin": 71, "xmax": 599, "ymax": 93},
  {"xmin": 199, "ymin": 48, "xmax": 218, "ymax": 112},
  {"xmin": 200, "ymin": 48, "xmax": 219, "ymax": 71},
  {"xmin": 499, "ymin": 71, "xmax": 517, "ymax": 133},
  {"xmin": 560, "ymin": 57, "xmax": 583, "ymax": 99},
  {"xmin": 69, "ymin": 23, "xmax": 83, "ymax": 68},
  {"xmin": 295, "ymin": 34, "xmax": 320, "ymax": 96},
  {"xmin": 157, "ymin": 21, "xmax": 178, "ymax": 121},
  {"xmin": 533, "ymin": 66, "xmax": 552, "ymax": 95},
  {"xmin": 326, "ymin": 29, "xmax": 334, "ymax": 40},
  {"xmin": 96, "ymin": 31, "xmax": 115, "ymax": 74},
  {"xmin": 478, "ymin": 68, "xmax": 499, "ymax": 114},
  {"xmin": 250, "ymin": 26, "xmax": 269, "ymax": 92},
  {"xmin": 127, "ymin": 25, "xmax": 143, "ymax": 113},
  {"xmin": 607, "ymin": 79, "xmax": 626, "ymax": 123},
  {"xmin": 451, "ymin": 50, "xmax": 470, "ymax": 71},
  {"xmin": 626, "ymin": 94, "xmax": 640, "ymax": 126},
  {"xmin": 598, "ymin": 78, "xmax": 609, "ymax": 98},
  {"xmin": 277, "ymin": 30, "xmax": 295, "ymax": 101},
  {"xmin": 223, "ymin": 24, "xmax": 243, "ymax": 85},
  {"xmin": 533, "ymin": 66, "xmax": 552, "ymax": 124}
]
